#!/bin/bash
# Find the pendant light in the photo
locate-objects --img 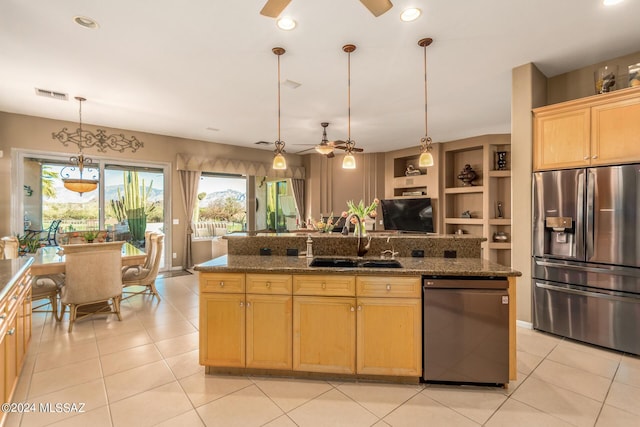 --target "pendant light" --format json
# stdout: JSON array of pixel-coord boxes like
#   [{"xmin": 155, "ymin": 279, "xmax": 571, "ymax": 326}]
[
  {"xmin": 417, "ymin": 37, "xmax": 434, "ymax": 168},
  {"xmin": 342, "ymin": 44, "xmax": 359, "ymax": 169},
  {"xmin": 59, "ymin": 97, "xmax": 99, "ymax": 195},
  {"xmin": 272, "ymin": 47, "xmax": 287, "ymax": 170}
]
